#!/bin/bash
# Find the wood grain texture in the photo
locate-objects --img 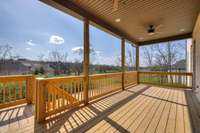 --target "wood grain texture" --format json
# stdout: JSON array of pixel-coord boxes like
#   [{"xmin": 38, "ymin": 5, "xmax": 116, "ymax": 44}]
[{"xmin": 1, "ymin": 84, "xmax": 200, "ymax": 133}]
